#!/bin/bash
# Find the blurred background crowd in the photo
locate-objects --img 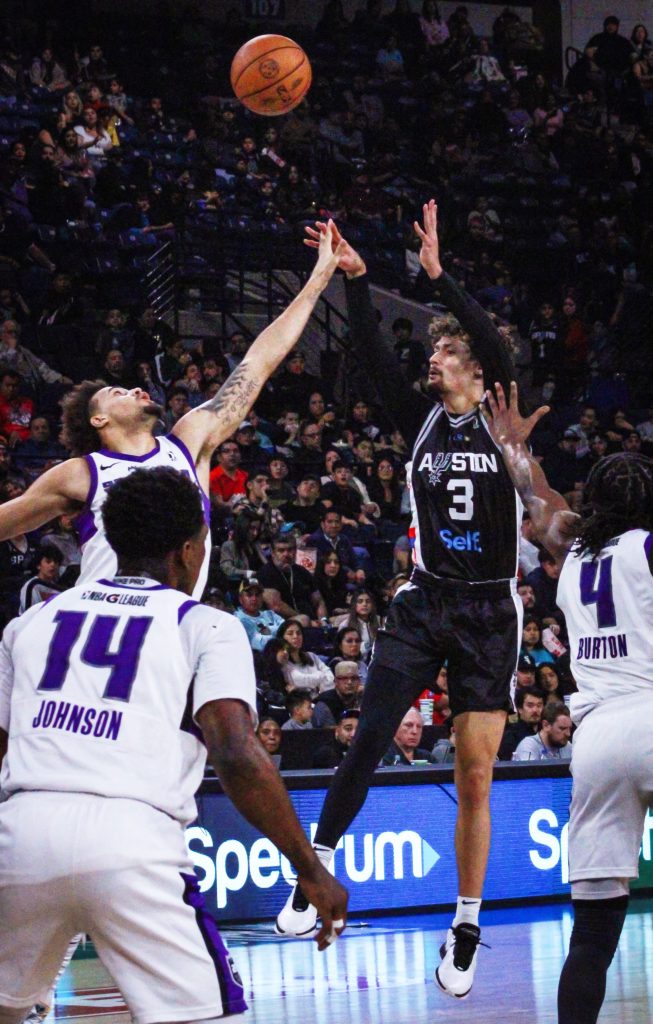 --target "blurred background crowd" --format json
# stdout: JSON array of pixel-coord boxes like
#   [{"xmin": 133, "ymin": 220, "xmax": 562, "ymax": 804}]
[{"xmin": 0, "ymin": 0, "xmax": 651, "ymax": 768}]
